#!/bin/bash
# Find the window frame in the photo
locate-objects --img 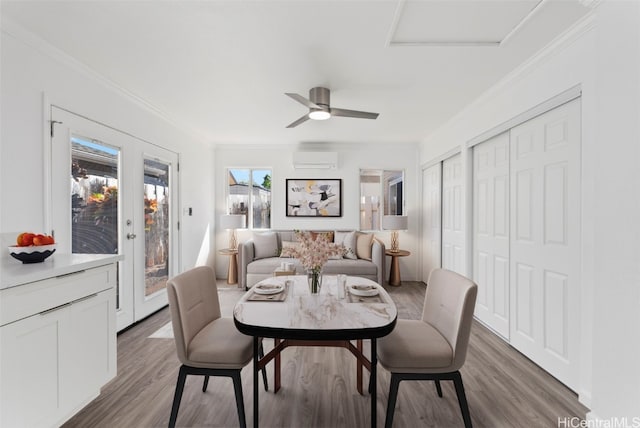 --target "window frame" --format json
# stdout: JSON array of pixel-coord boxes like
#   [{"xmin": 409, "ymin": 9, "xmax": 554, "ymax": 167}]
[{"xmin": 226, "ymin": 167, "xmax": 272, "ymax": 230}]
